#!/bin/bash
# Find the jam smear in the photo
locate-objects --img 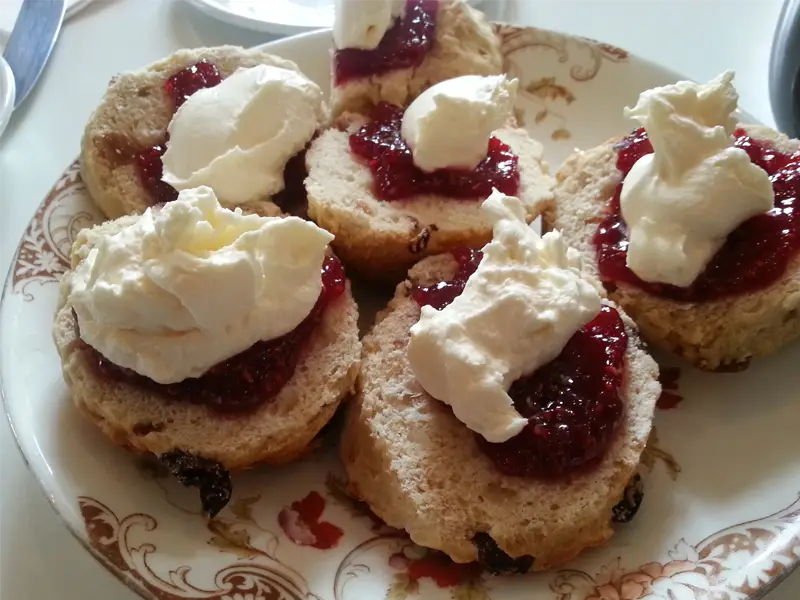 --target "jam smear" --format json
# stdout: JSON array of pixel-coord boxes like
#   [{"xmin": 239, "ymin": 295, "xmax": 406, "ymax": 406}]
[
  {"xmin": 134, "ymin": 61, "xmax": 223, "ymax": 204},
  {"xmin": 333, "ymin": 0, "xmax": 437, "ymax": 84},
  {"xmin": 272, "ymin": 148, "xmax": 310, "ymax": 219},
  {"xmin": 412, "ymin": 250, "xmax": 627, "ymax": 478},
  {"xmin": 594, "ymin": 127, "xmax": 800, "ymax": 301},
  {"xmin": 411, "ymin": 247, "xmax": 483, "ymax": 309},
  {"xmin": 164, "ymin": 59, "xmax": 222, "ymax": 109},
  {"xmin": 135, "ymin": 143, "xmax": 178, "ymax": 204},
  {"xmin": 94, "ymin": 256, "xmax": 346, "ymax": 413},
  {"xmin": 350, "ymin": 103, "xmax": 520, "ymax": 201}
]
